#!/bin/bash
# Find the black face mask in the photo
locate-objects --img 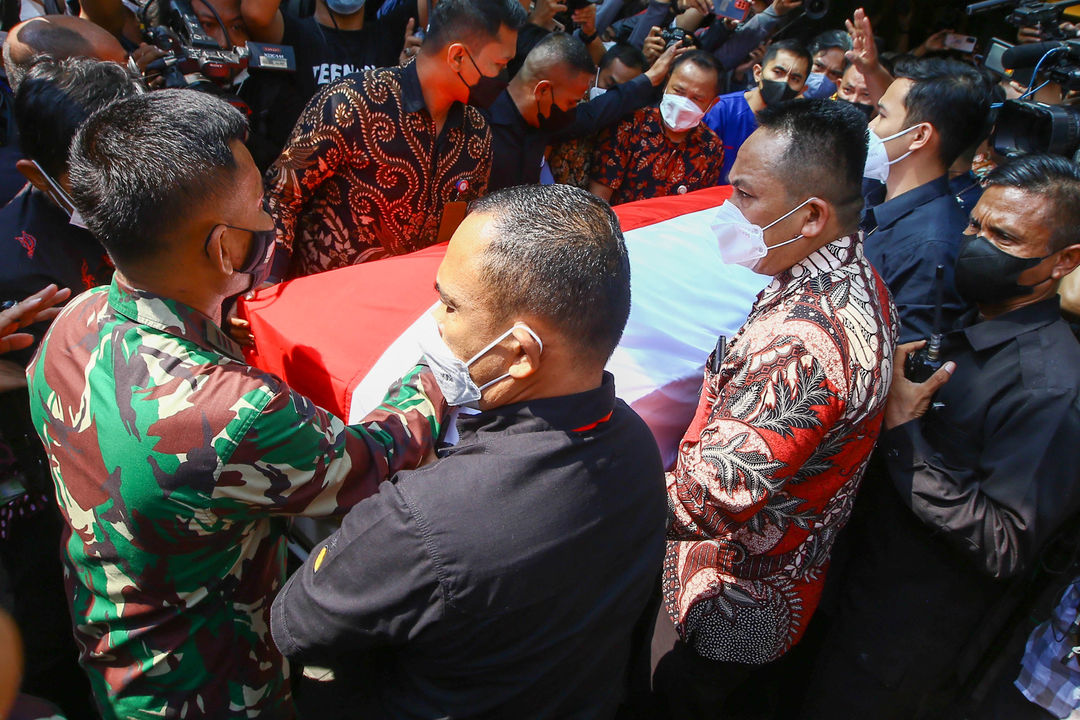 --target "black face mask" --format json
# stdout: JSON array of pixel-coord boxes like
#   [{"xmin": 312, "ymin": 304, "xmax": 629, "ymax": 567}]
[
  {"xmin": 457, "ymin": 49, "xmax": 509, "ymax": 109},
  {"xmin": 536, "ymin": 85, "xmax": 578, "ymax": 134},
  {"xmin": 759, "ymin": 77, "xmax": 799, "ymax": 106},
  {"xmin": 954, "ymin": 234, "xmax": 1052, "ymax": 306},
  {"xmin": 837, "ymin": 98, "xmax": 875, "ymax": 121},
  {"xmin": 207, "ymin": 223, "xmax": 277, "ymax": 295}
]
